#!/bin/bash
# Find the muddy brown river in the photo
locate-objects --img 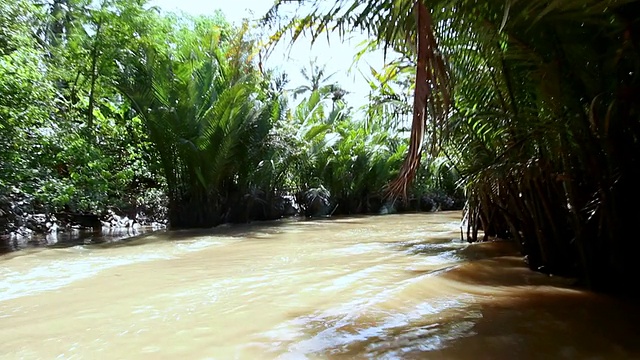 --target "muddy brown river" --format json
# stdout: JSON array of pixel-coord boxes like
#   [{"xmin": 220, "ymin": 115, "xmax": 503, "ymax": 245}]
[{"xmin": 1, "ymin": 212, "xmax": 638, "ymax": 359}]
